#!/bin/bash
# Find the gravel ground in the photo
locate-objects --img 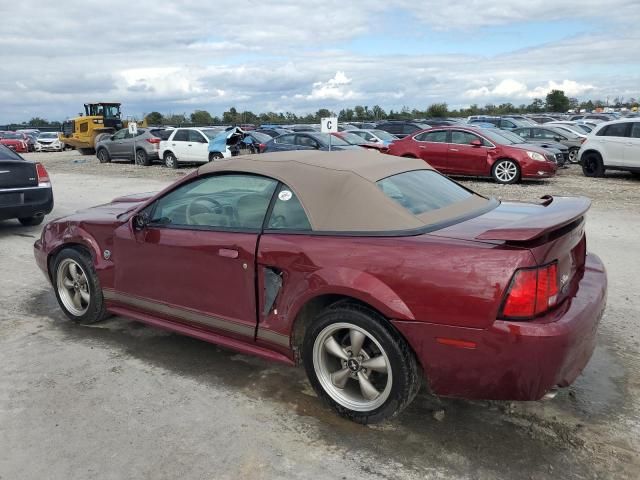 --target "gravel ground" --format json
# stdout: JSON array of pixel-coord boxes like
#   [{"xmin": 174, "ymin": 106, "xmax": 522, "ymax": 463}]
[{"xmin": 0, "ymin": 150, "xmax": 638, "ymax": 479}]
